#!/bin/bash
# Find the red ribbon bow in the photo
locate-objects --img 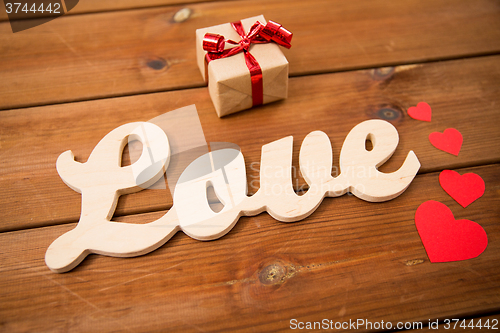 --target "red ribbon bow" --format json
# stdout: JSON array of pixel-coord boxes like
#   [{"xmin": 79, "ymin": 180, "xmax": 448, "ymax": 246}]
[{"xmin": 203, "ymin": 20, "xmax": 292, "ymax": 107}]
